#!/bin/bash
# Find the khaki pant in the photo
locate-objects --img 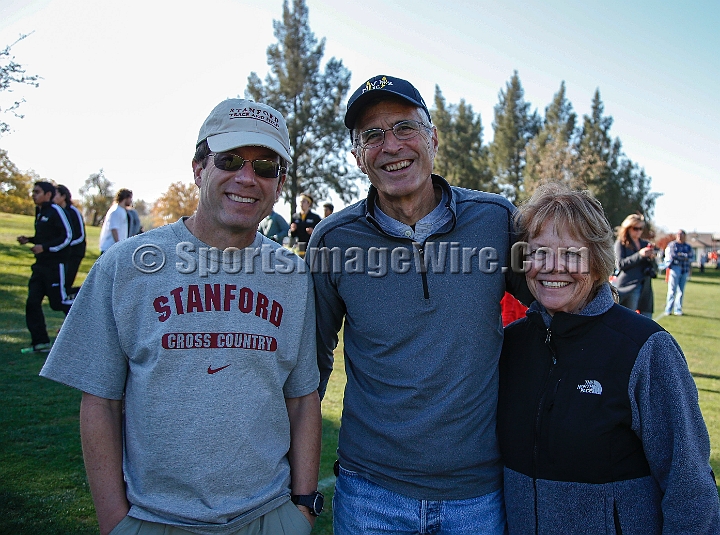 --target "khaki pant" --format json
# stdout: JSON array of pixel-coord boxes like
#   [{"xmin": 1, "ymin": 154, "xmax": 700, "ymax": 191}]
[{"xmin": 109, "ymin": 501, "xmax": 312, "ymax": 535}]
